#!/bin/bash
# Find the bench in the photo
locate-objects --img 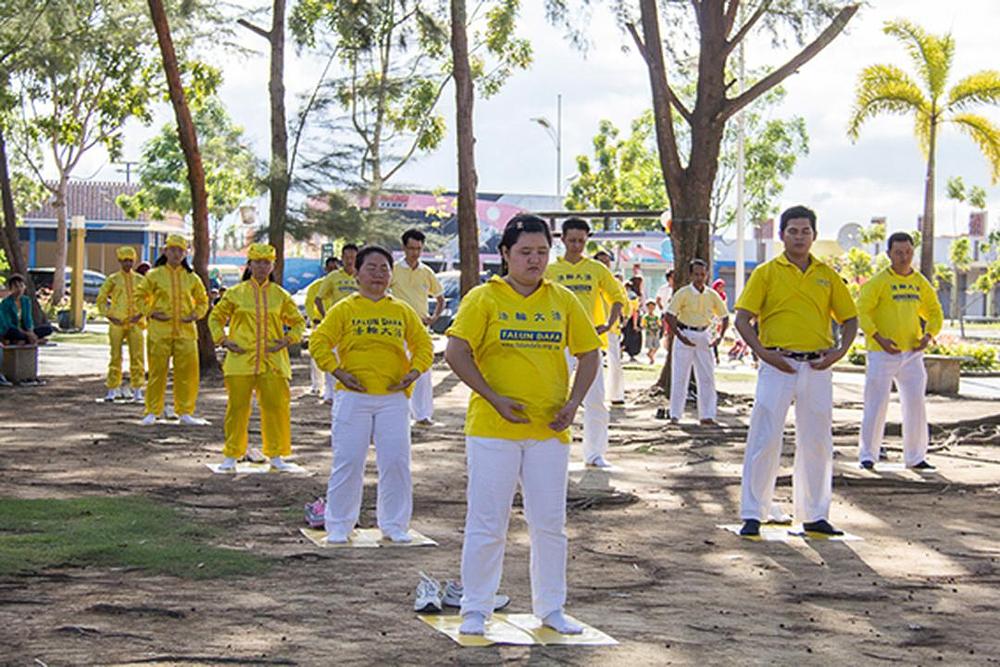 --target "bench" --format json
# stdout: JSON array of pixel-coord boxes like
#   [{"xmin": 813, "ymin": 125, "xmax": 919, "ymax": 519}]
[
  {"xmin": 1, "ymin": 343, "xmax": 40, "ymax": 384},
  {"xmin": 923, "ymin": 354, "xmax": 962, "ymax": 395}
]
